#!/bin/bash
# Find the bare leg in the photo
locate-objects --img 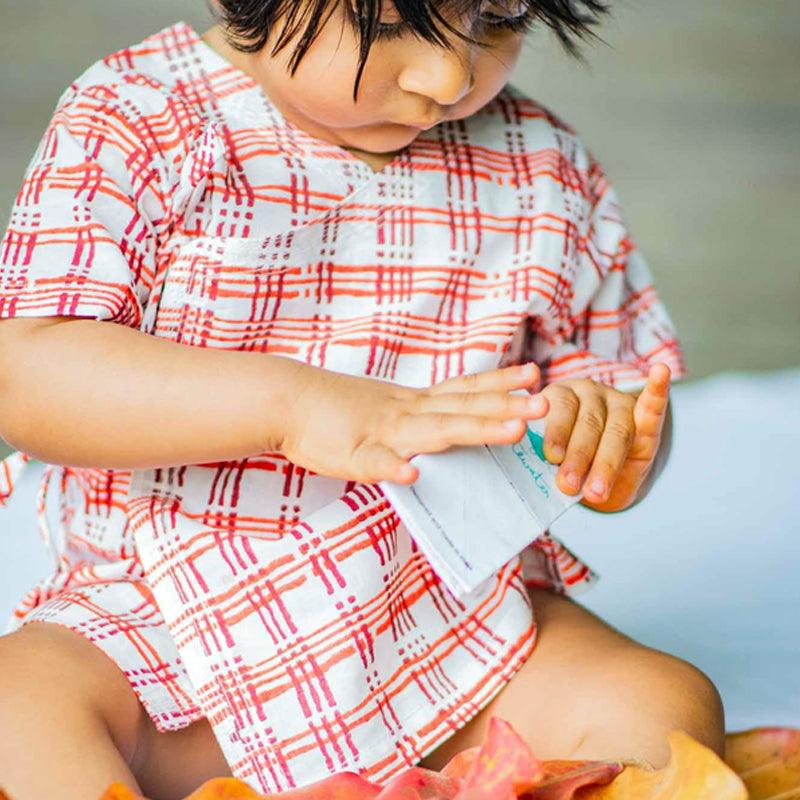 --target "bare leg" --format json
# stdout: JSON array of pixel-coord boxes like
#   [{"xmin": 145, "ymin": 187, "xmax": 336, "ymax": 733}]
[
  {"xmin": 418, "ymin": 587, "xmax": 725, "ymax": 771},
  {"xmin": 0, "ymin": 592, "xmax": 725, "ymax": 799},
  {"xmin": 0, "ymin": 622, "xmax": 231, "ymax": 800}
]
